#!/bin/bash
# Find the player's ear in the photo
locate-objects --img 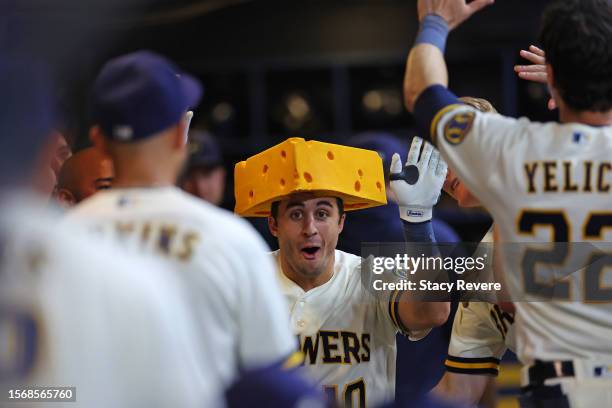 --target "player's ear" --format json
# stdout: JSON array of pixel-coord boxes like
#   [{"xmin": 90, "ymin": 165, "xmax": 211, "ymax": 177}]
[
  {"xmin": 56, "ymin": 188, "xmax": 76, "ymax": 208},
  {"xmin": 173, "ymin": 112, "xmax": 192, "ymax": 150},
  {"xmin": 173, "ymin": 122, "xmax": 188, "ymax": 149},
  {"xmin": 268, "ymin": 216, "xmax": 279, "ymax": 237}
]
